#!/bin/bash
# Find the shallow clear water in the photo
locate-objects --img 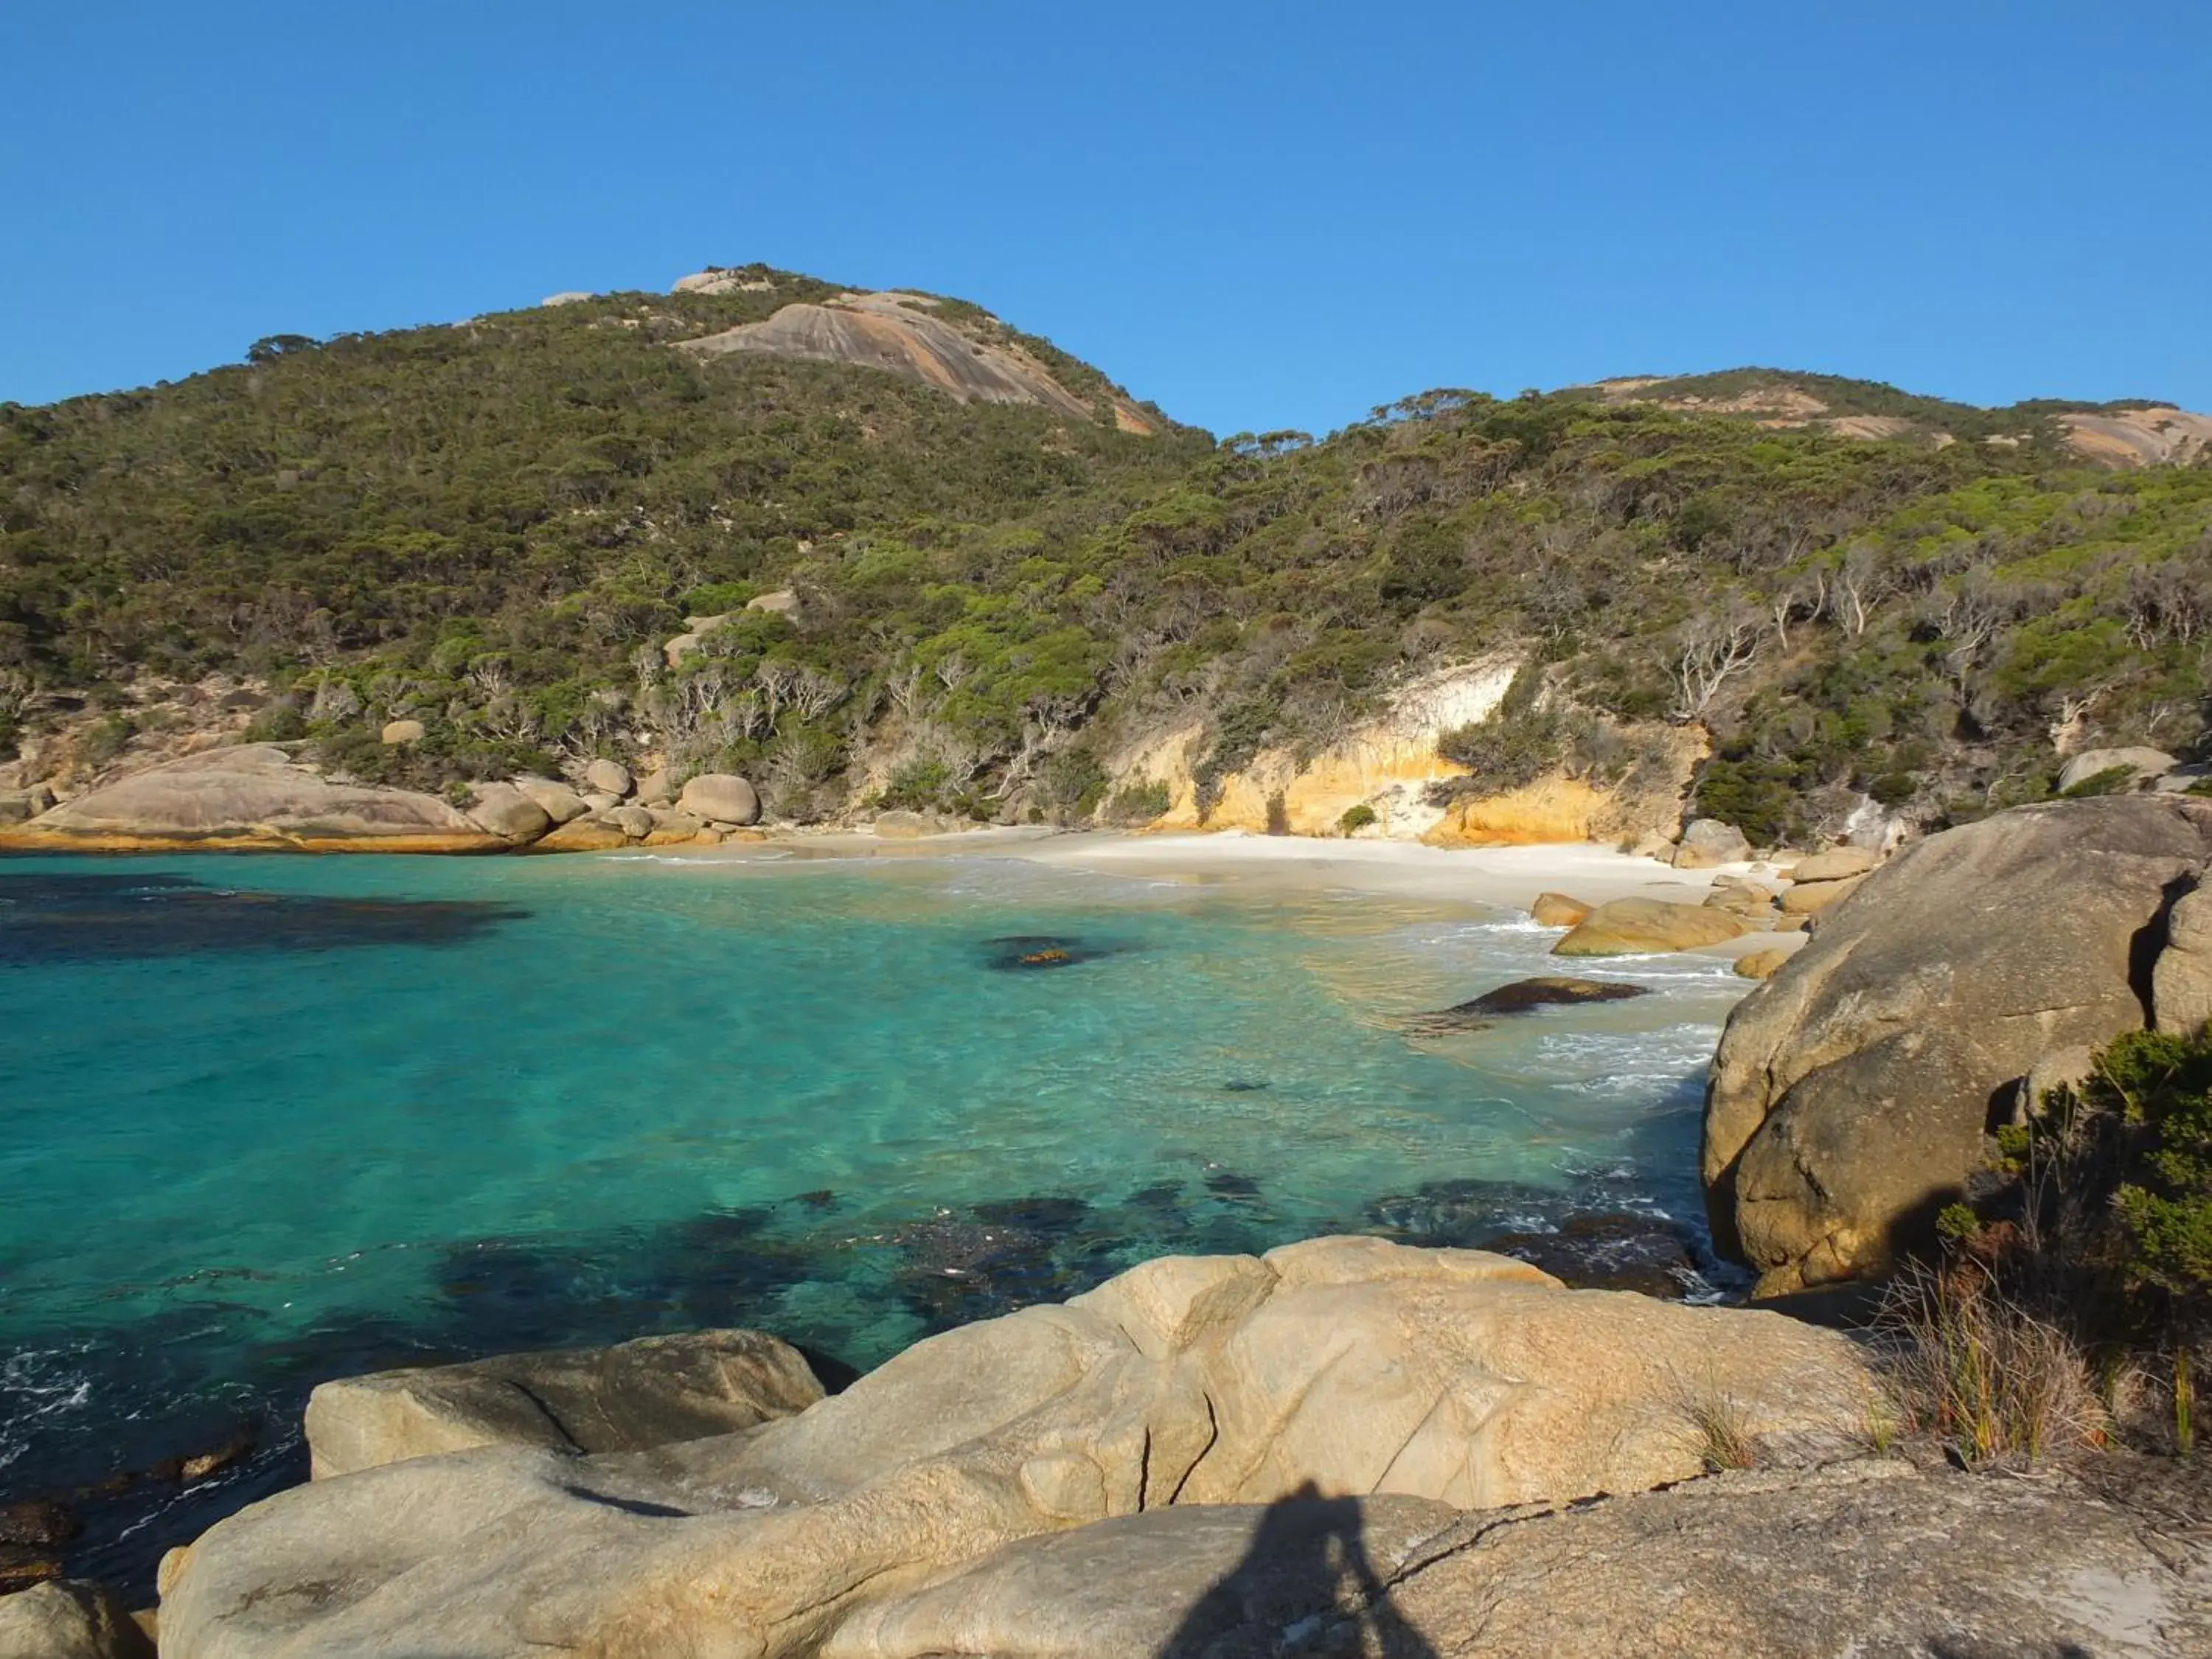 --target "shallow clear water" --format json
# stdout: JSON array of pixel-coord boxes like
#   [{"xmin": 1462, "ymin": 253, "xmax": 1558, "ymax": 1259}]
[{"xmin": 0, "ymin": 847, "xmax": 1744, "ymax": 1588}]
